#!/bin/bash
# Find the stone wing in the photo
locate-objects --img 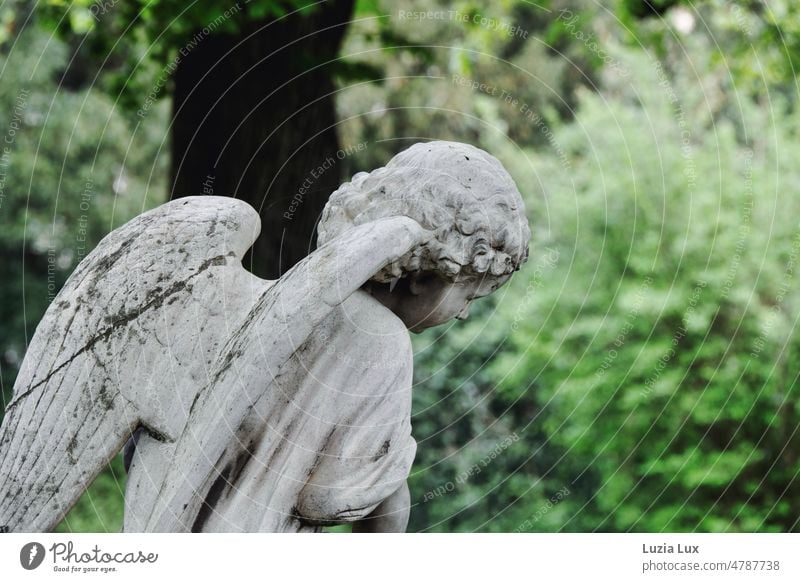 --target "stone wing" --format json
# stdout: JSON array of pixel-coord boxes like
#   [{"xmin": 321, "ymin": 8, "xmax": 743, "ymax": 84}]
[
  {"xmin": 0, "ymin": 196, "xmax": 263, "ymax": 532},
  {"xmin": 0, "ymin": 194, "xmax": 425, "ymax": 533}
]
